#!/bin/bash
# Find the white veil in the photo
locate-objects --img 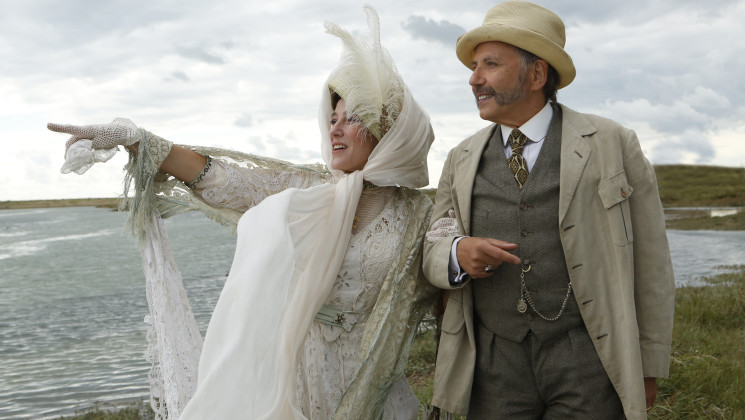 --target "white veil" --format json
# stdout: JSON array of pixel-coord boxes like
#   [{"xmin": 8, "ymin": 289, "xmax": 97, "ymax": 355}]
[{"xmin": 179, "ymin": 6, "xmax": 433, "ymax": 419}]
